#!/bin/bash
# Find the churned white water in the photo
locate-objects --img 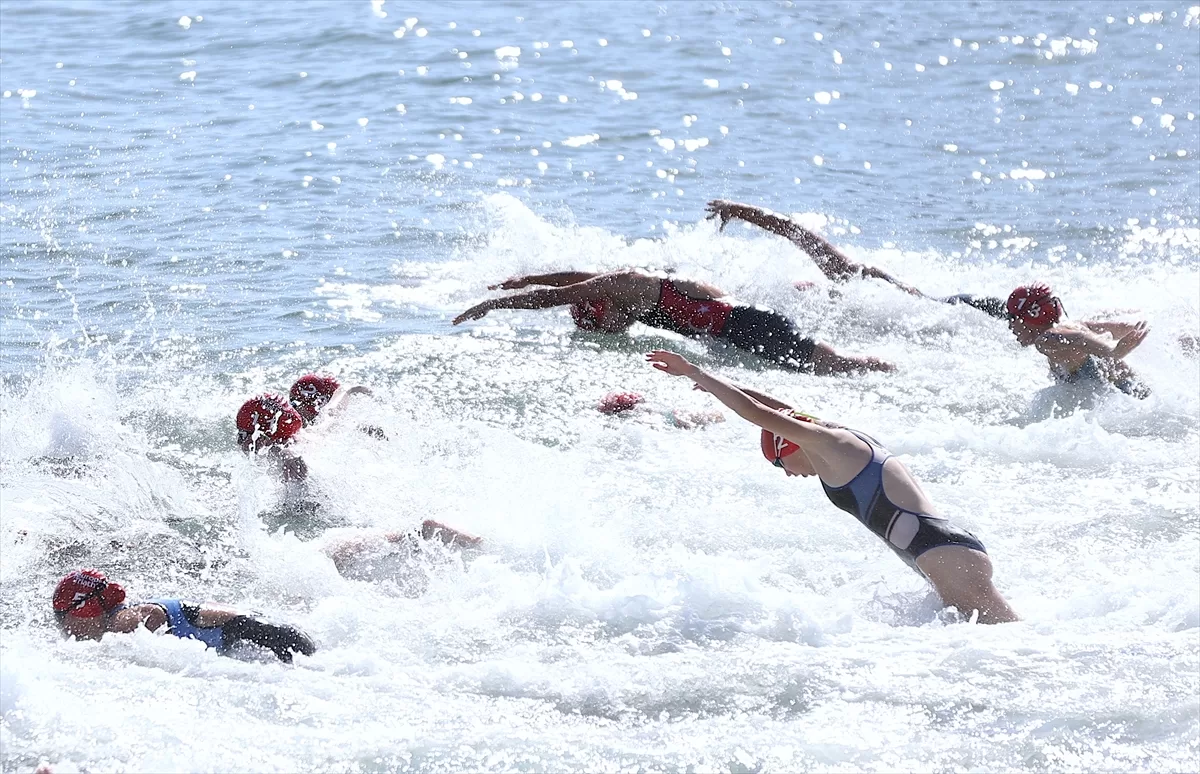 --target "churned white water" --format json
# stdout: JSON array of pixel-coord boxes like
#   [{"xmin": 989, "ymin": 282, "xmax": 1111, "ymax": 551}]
[{"xmin": 2, "ymin": 1, "xmax": 1199, "ymax": 772}]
